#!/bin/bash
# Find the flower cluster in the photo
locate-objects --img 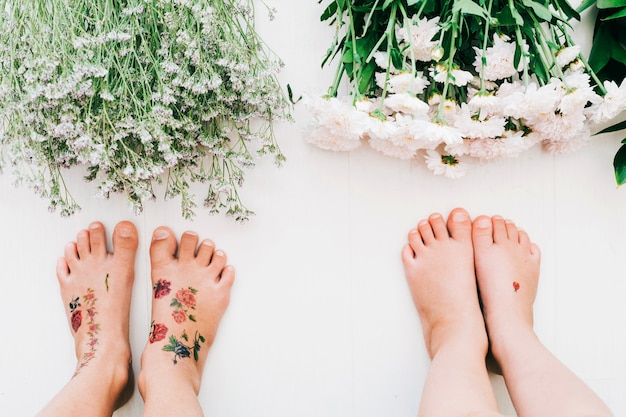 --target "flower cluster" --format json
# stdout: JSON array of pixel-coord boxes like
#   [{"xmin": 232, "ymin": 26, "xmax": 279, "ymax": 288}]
[
  {"xmin": 307, "ymin": 0, "xmax": 626, "ymax": 178},
  {"xmin": 0, "ymin": 0, "xmax": 291, "ymax": 220}
]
